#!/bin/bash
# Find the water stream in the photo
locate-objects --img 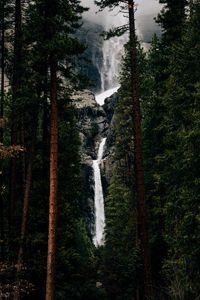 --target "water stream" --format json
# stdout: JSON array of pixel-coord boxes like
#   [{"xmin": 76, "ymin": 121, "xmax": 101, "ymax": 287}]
[
  {"xmin": 93, "ymin": 138, "xmax": 106, "ymax": 247},
  {"xmin": 95, "ymin": 86, "xmax": 120, "ymax": 106}
]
